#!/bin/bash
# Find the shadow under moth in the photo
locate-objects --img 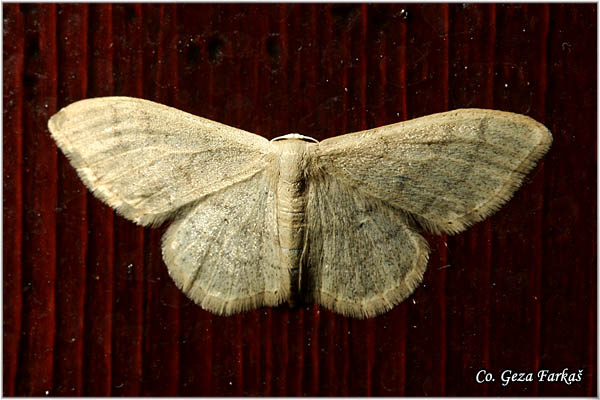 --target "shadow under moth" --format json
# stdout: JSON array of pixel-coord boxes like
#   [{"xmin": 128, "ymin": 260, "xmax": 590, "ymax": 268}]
[{"xmin": 48, "ymin": 97, "xmax": 552, "ymax": 318}]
